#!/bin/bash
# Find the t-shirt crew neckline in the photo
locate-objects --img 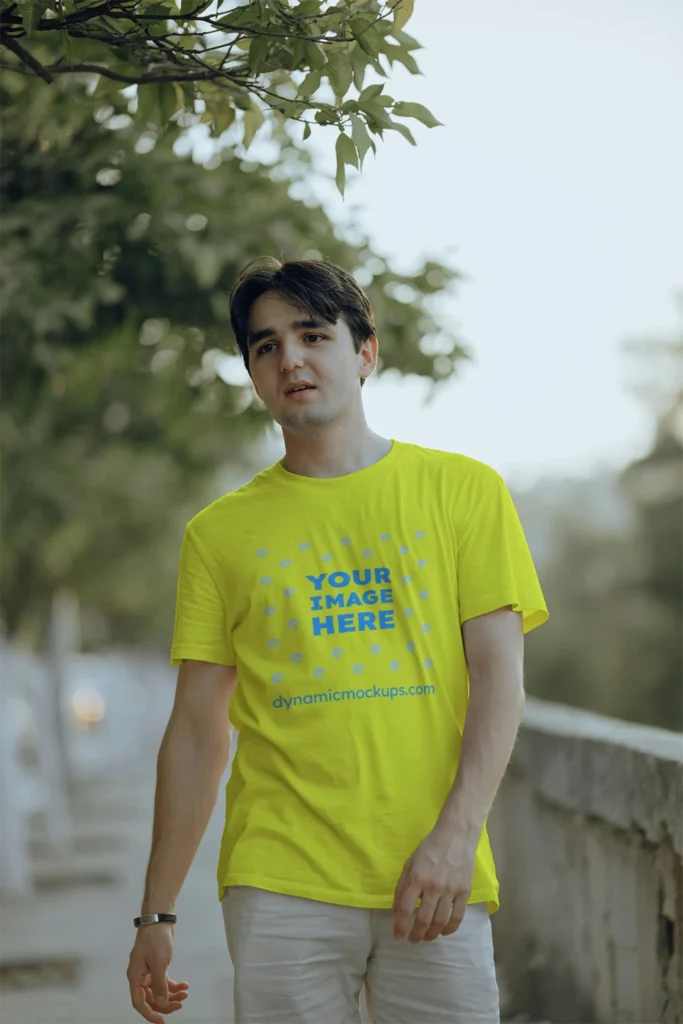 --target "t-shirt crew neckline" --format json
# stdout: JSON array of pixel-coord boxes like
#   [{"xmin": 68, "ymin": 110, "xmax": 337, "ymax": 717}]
[{"xmin": 271, "ymin": 437, "xmax": 401, "ymax": 488}]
